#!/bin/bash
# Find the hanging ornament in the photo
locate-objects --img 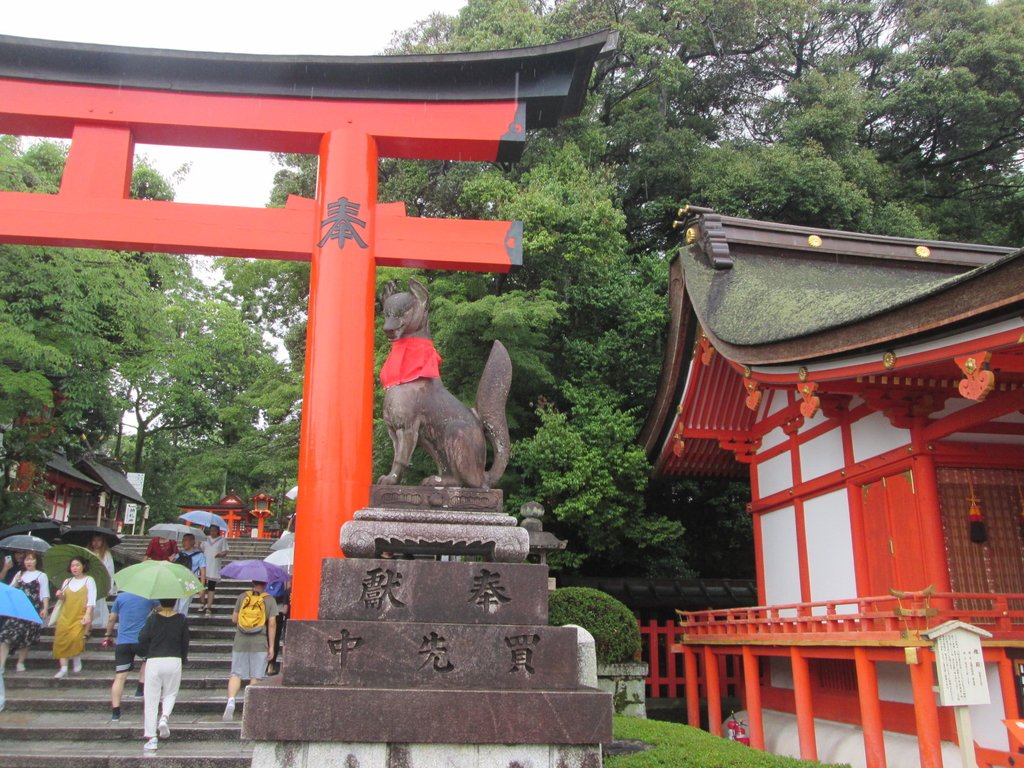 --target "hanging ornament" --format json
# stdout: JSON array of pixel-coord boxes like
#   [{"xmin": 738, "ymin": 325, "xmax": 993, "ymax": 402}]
[{"xmin": 967, "ymin": 476, "xmax": 987, "ymax": 544}]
